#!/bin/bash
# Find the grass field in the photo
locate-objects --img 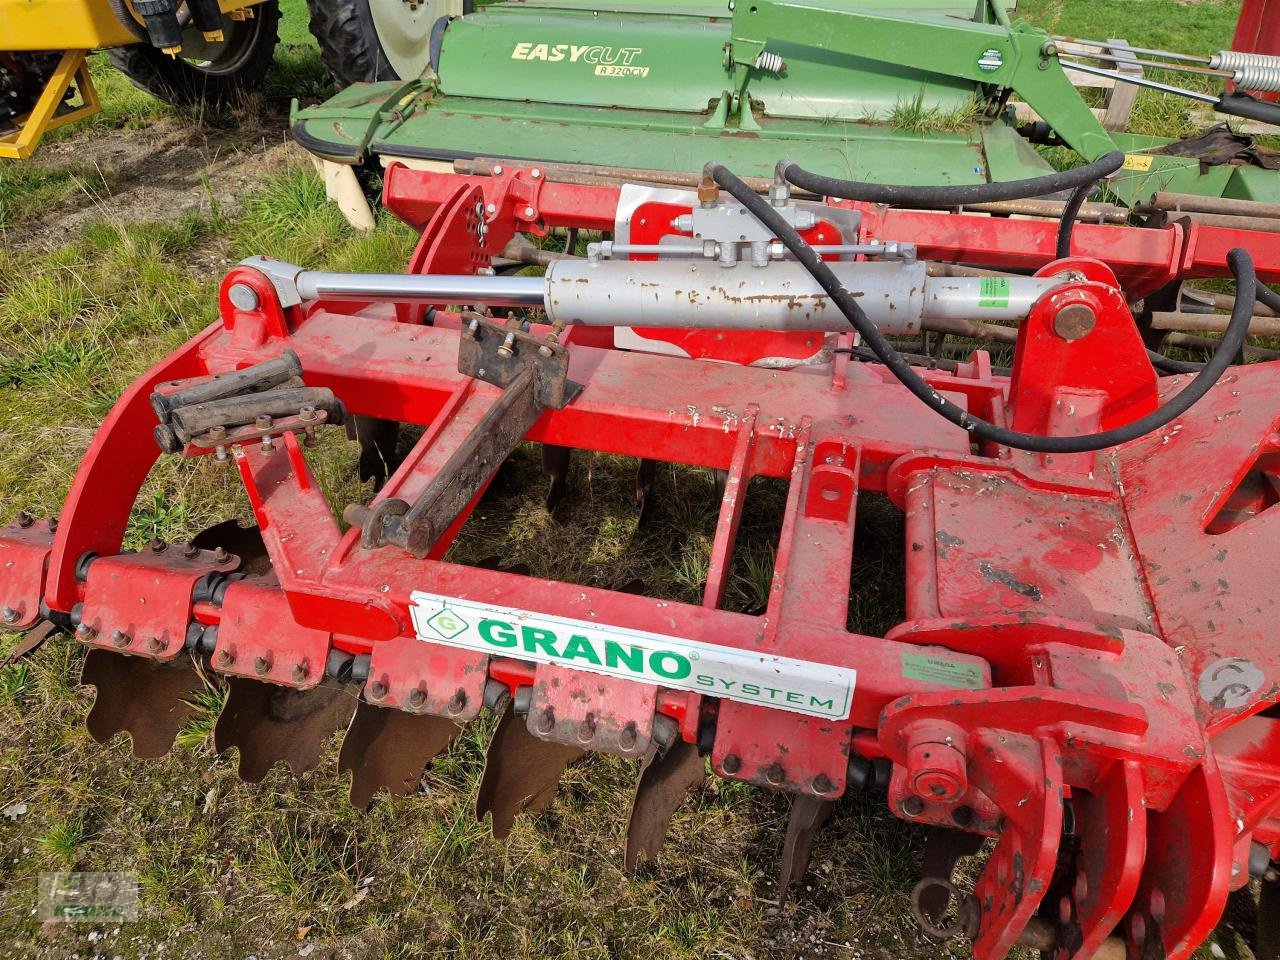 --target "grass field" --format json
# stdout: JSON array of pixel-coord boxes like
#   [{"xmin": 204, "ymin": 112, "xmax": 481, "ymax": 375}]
[{"xmin": 0, "ymin": 1, "xmax": 1266, "ymax": 958}]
